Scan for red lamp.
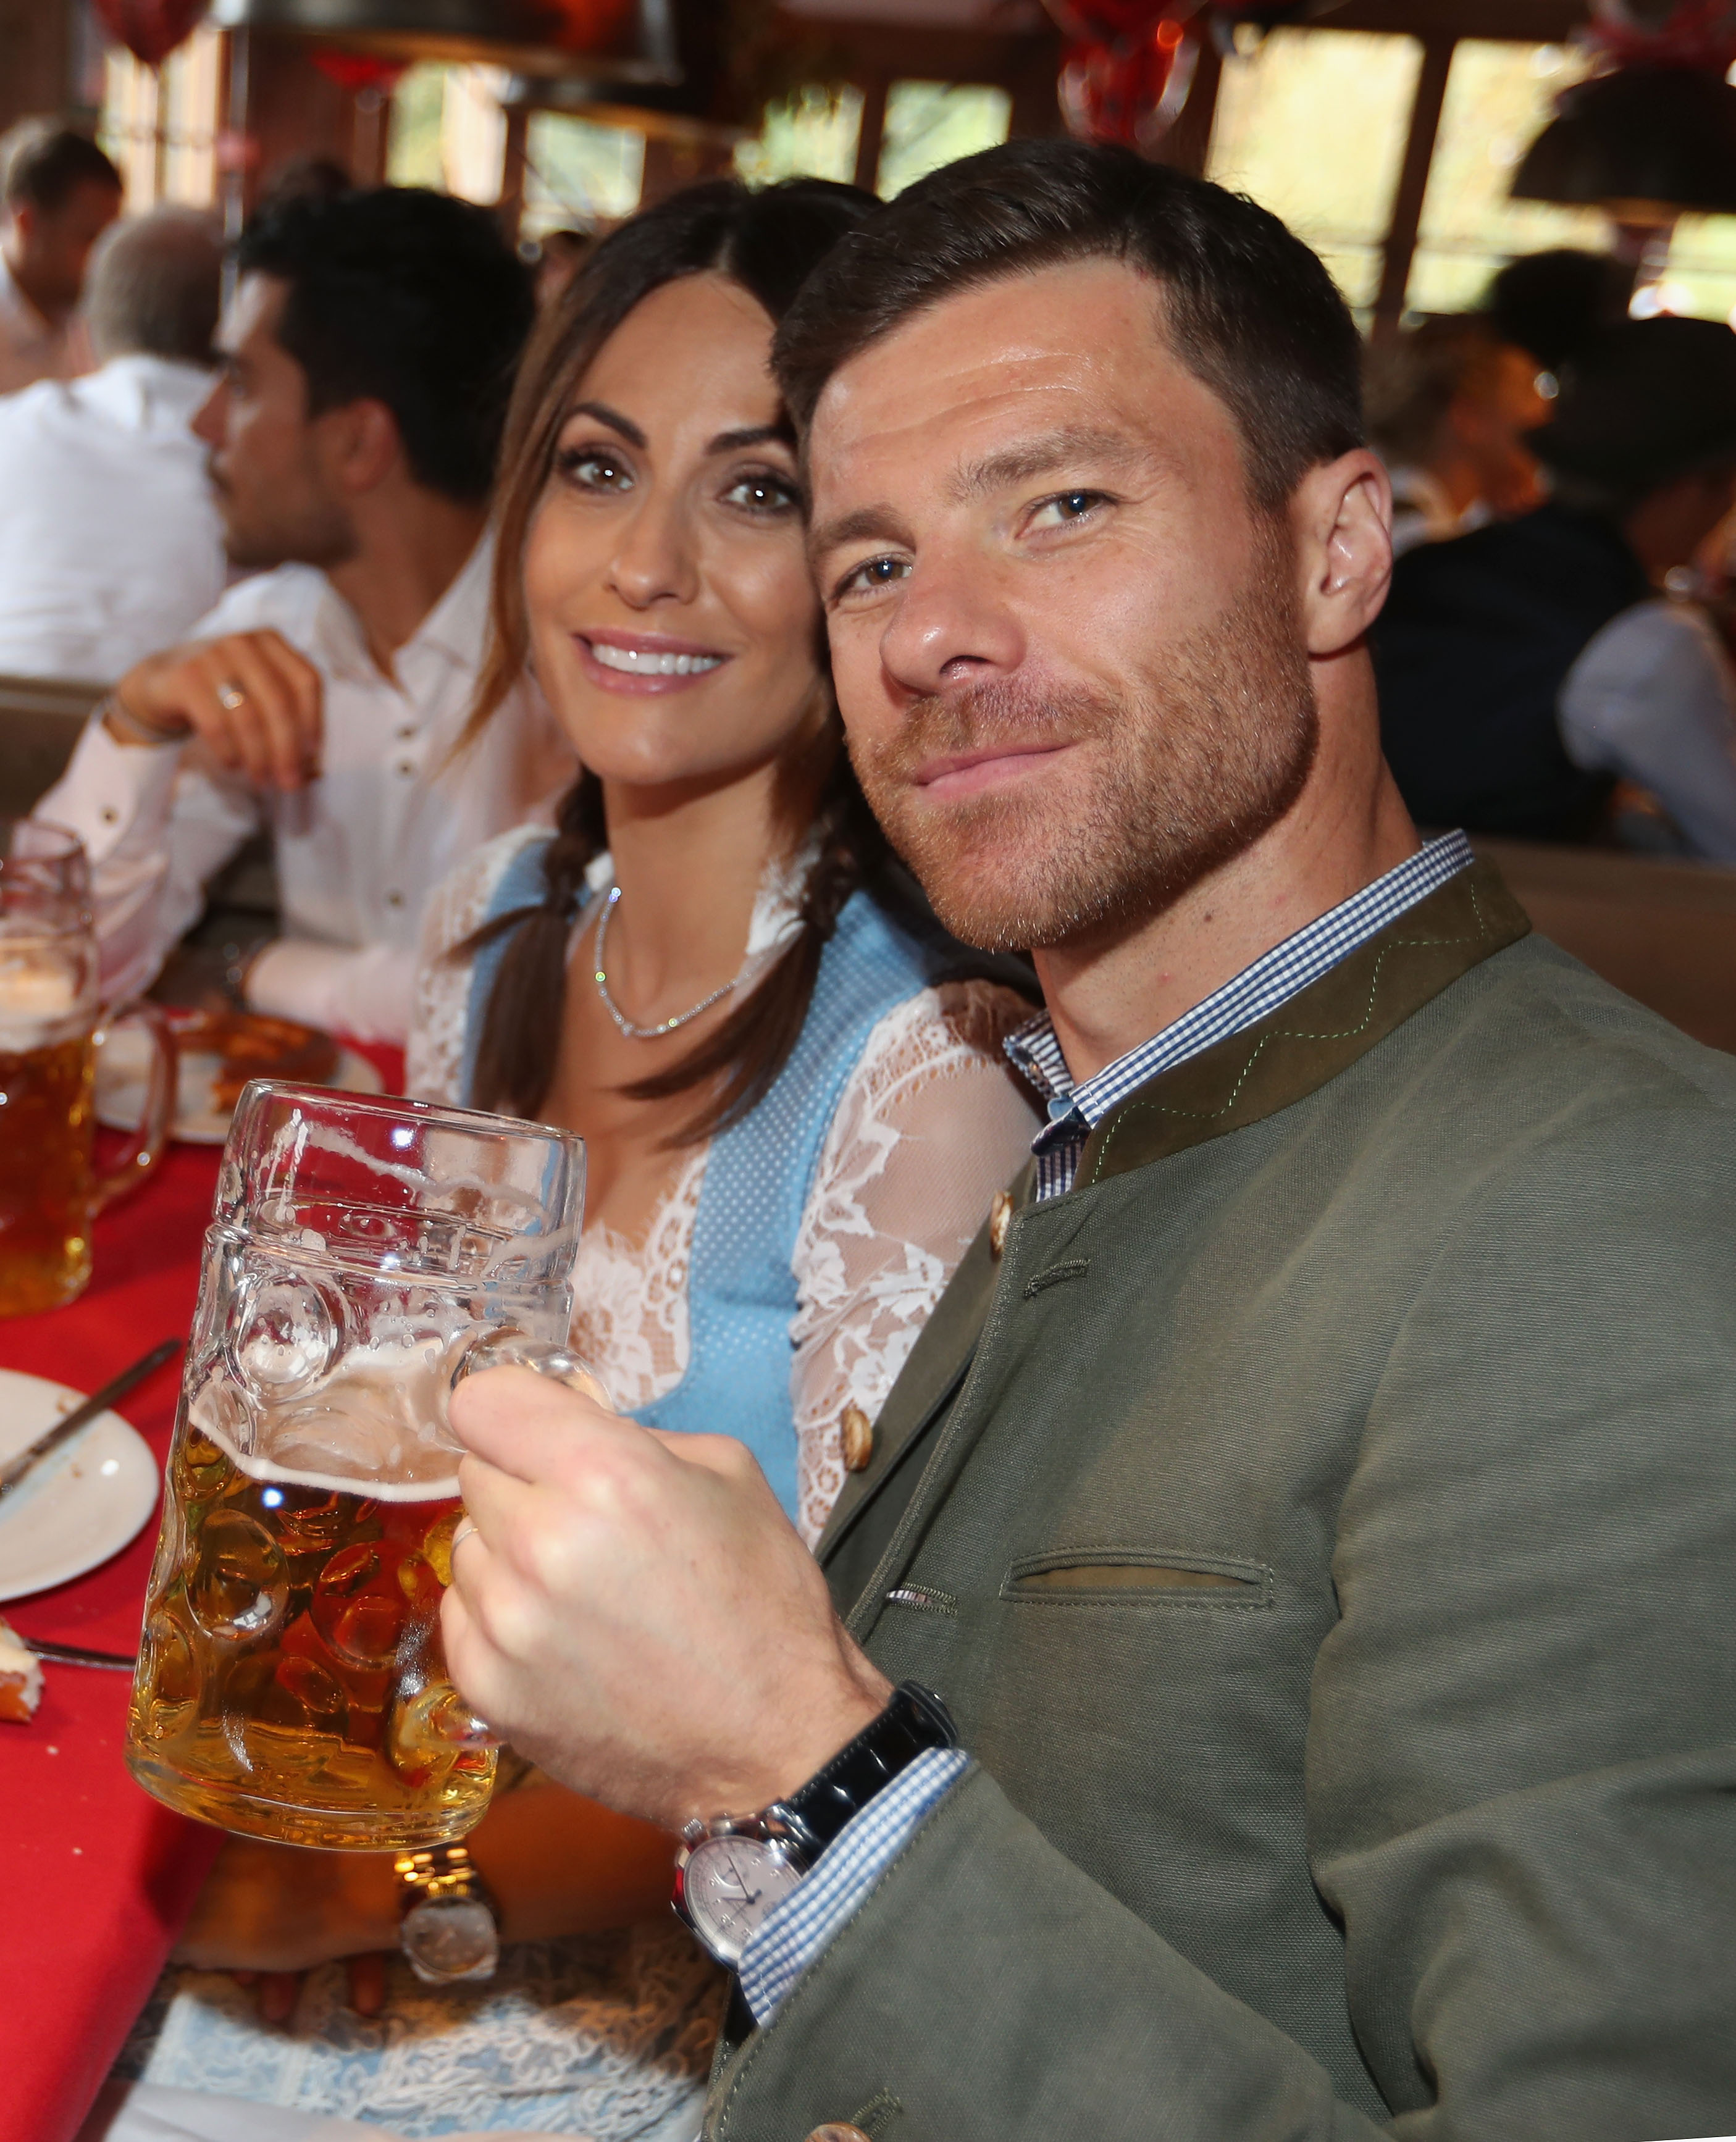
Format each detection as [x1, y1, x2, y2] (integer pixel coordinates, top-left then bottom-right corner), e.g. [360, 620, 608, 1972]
[90, 0, 209, 68]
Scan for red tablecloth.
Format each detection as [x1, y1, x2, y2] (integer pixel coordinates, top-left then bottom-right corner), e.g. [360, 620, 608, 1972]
[0, 1051, 403, 2142]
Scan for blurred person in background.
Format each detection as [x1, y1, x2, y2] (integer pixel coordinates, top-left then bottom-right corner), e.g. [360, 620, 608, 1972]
[36, 186, 572, 1045]
[1490, 246, 1631, 375]
[0, 120, 122, 395]
[1364, 313, 1554, 556]
[1375, 317, 1736, 856]
[532, 226, 595, 310]
[0, 207, 225, 683]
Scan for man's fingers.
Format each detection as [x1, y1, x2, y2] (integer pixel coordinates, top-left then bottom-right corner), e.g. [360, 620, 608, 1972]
[256, 1970, 301, 2024]
[249, 629, 324, 775]
[449, 1365, 633, 1481]
[206, 637, 318, 789]
[346, 1951, 387, 2016]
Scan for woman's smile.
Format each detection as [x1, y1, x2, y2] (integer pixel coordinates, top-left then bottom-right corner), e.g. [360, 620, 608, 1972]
[574, 625, 732, 695]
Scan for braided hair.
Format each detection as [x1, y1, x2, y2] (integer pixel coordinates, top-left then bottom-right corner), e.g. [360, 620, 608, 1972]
[460, 177, 901, 1140]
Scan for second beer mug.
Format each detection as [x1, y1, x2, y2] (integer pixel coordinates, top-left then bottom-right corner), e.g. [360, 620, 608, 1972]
[125, 1084, 597, 1851]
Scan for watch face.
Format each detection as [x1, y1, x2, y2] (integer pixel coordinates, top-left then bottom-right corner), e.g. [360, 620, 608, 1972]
[681, 1835, 804, 1966]
[401, 1896, 500, 1985]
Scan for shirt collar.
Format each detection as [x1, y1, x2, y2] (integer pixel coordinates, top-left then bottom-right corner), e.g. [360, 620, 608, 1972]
[75, 353, 214, 432]
[309, 527, 494, 686]
[1006, 831, 1475, 1142]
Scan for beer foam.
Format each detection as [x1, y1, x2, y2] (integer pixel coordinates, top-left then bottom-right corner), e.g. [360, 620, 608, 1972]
[0, 941, 93, 1053]
[191, 1344, 463, 1501]
[191, 1412, 461, 1503]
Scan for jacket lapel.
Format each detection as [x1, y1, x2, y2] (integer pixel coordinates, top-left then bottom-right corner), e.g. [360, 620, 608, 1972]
[824, 859, 1530, 1616]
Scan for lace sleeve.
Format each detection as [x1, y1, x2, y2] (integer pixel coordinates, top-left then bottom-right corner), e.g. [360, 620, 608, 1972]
[789, 980, 1041, 1546]
[405, 826, 547, 1104]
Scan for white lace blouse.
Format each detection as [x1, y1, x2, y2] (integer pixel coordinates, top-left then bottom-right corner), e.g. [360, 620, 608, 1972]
[408, 826, 1041, 1546]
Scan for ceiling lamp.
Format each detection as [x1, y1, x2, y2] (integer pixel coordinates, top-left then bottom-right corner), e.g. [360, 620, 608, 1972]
[1512, 63, 1736, 219]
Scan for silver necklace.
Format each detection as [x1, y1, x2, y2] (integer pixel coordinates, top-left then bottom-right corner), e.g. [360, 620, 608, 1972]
[590, 884, 740, 1040]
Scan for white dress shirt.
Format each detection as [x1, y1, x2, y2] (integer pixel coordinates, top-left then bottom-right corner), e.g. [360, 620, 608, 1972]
[0, 353, 225, 682]
[1559, 596, 1736, 863]
[36, 535, 576, 1043]
[0, 254, 86, 397]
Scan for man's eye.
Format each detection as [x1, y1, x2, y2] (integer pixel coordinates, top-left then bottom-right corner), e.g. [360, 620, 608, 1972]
[556, 449, 633, 493]
[1028, 489, 1109, 530]
[836, 555, 910, 600]
[722, 473, 799, 516]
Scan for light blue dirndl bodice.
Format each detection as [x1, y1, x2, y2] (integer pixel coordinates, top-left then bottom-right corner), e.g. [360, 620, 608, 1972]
[461, 837, 949, 1521]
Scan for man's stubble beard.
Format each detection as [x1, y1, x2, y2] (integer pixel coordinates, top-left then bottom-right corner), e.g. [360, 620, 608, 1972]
[210, 455, 359, 575]
[850, 522, 1320, 953]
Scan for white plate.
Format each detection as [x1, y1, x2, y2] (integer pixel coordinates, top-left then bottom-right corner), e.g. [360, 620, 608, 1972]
[96, 1029, 384, 1145]
[0, 1367, 161, 1602]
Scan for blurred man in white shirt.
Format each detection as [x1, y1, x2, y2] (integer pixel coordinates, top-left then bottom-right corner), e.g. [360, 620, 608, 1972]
[0, 207, 225, 682]
[38, 187, 574, 1045]
[0, 120, 121, 396]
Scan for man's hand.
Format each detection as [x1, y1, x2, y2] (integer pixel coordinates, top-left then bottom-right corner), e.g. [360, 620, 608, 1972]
[111, 629, 324, 789]
[442, 1368, 891, 1830]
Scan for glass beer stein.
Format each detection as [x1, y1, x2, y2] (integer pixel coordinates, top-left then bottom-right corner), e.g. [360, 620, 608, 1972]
[0, 819, 174, 1316]
[126, 1083, 600, 1852]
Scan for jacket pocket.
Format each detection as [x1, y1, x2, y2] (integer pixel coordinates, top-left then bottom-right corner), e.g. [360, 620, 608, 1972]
[1001, 1547, 1273, 1608]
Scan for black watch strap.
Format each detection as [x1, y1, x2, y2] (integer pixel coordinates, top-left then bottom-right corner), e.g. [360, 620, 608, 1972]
[770, 1681, 957, 1859]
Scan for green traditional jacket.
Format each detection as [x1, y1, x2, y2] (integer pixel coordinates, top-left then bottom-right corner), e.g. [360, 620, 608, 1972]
[705, 861, 1736, 2141]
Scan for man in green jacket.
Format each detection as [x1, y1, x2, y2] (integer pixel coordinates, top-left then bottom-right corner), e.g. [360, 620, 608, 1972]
[443, 141, 1736, 2139]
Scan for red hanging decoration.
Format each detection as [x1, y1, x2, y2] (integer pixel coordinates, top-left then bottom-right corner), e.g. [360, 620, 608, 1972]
[1587, 1, 1736, 70]
[309, 49, 409, 99]
[90, 0, 208, 69]
[545, 0, 637, 53]
[1046, 2, 1198, 148]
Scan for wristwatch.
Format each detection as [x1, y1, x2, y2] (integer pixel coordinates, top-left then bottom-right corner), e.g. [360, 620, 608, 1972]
[672, 1681, 957, 1968]
[395, 1841, 500, 1985]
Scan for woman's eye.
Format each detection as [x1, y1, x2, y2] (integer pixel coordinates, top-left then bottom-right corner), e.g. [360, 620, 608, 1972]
[723, 472, 799, 516]
[556, 448, 633, 493]
[1028, 488, 1109, 530]
[836, 555, 910, 601]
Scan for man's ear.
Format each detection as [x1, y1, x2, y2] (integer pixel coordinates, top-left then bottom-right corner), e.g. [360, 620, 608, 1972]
[1290, 448, 1393, 659]
[319, 396, 406, 497]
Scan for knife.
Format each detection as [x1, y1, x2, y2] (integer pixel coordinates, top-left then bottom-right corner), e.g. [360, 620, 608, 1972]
[17, 1635, 137, 1671]
[0, 1336, 182, 1502]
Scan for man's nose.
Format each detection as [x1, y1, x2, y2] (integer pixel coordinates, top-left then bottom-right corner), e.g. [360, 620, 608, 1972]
[191, 377, 227, 447]
[876, 554, 1025, 699]
[607, 495, 699, 609]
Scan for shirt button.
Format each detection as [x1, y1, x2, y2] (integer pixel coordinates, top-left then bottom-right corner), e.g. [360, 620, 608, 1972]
[385, 890, 404, 909]
[99, 806, 118, 825]
[988, 1187, 1014, 1260]
[396, 724, 417, 742]
[839, 1404, 873, 1473]
[395, 759, 415, 777]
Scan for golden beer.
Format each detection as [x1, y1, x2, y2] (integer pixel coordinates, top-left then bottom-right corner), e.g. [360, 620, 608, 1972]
[0, 1024, 97, 1316]
[128, 1356, 497, 1851]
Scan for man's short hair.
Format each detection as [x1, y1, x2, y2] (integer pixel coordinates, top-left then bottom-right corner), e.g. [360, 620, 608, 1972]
[85, 207, 223, 366]
[0, 119, 121, 215]
[773, 138, 1364, 512]
[234, 186, 537, 503]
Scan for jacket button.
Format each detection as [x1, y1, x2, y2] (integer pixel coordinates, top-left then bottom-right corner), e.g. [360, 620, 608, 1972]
[988, 1187, 1013, 1259]
[840, 1403, 873, 1472]
[806, 2129, 873, 2142]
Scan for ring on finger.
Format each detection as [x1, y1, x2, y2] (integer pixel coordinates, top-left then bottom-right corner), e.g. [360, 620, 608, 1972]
[451, 1516, 477, 1555]
[216, 680, 248, 712]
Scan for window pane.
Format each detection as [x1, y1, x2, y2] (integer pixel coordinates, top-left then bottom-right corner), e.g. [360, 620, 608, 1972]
[876, 82, 1010, 199]
[1408, 41, 1608, 316]
[521, 114, 644, 236]
[100, 26, 224, 212]
[1207, 29, 1422, 311]
[1659, 217, 1736, 324]
[736, 85, 863, 188]
[387, 64, 447, 191]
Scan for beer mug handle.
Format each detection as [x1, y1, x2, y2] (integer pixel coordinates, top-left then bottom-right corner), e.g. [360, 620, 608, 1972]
[438, 1334, 614, 1752]
[91, 1000, 176, 1213]
[453, 1331, 614, 1412]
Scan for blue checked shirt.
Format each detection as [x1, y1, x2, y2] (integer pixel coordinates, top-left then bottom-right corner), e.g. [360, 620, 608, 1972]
[736, 830, 1474, 2023]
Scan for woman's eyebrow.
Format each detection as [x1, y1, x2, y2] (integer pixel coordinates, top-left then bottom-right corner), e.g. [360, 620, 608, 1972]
[566, 399, 647, 448]
[708, 420, 796, 454]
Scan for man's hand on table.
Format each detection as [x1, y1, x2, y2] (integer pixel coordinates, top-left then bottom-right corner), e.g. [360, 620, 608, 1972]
[443, 1366, 892, 1827]
[110, 629, 324, 790]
